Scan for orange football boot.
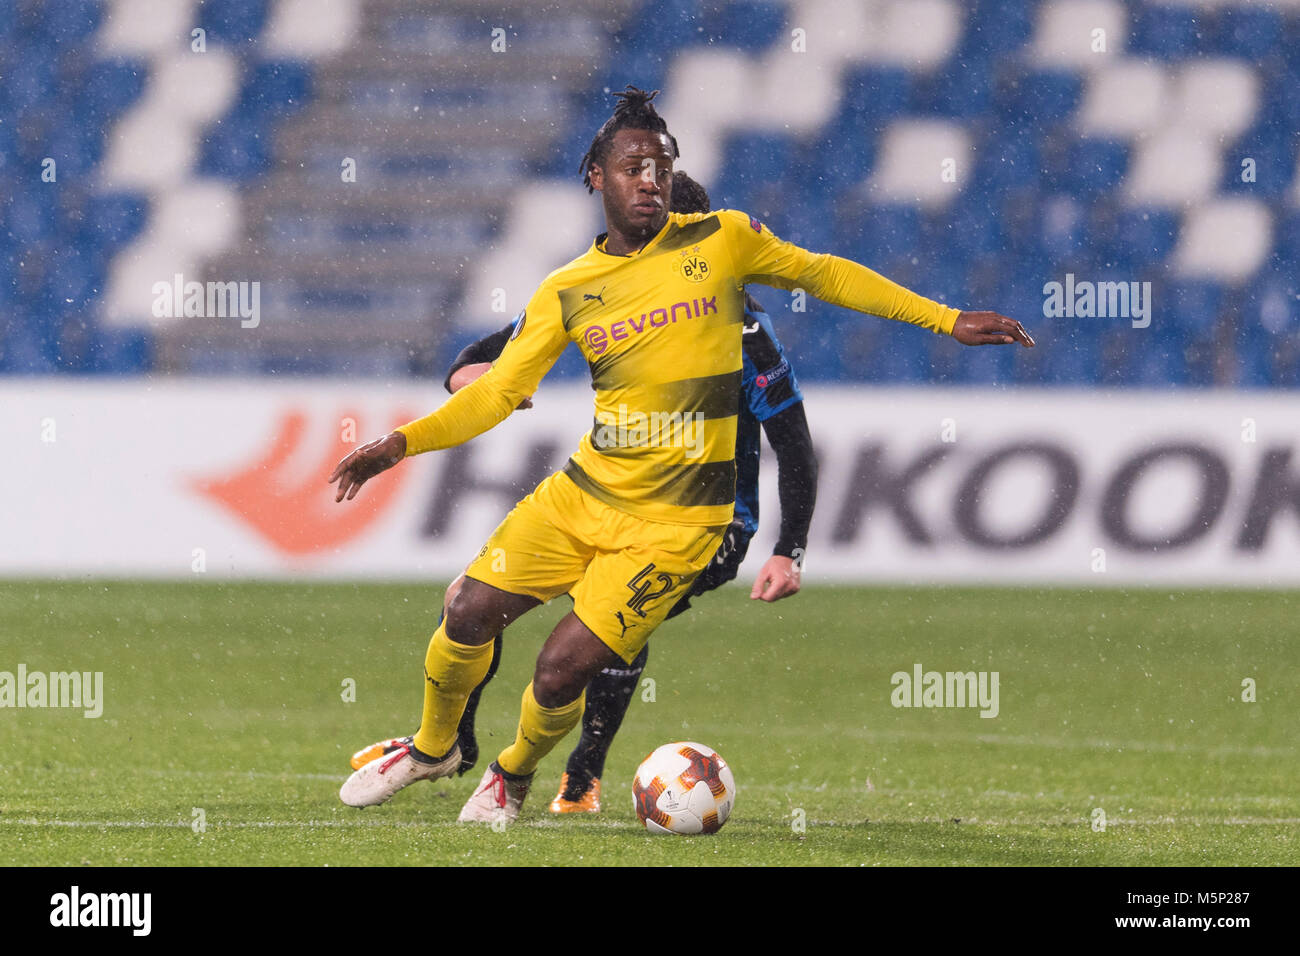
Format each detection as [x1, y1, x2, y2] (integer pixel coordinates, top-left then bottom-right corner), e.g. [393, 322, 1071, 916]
[548, 773, 601, 813]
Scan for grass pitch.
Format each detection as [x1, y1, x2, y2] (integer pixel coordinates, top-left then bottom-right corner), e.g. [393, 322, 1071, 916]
[1, 581, 1296, 866]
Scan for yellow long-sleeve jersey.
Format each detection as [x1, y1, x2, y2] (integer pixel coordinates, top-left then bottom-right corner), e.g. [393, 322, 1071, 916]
[398, 209, 960, 526]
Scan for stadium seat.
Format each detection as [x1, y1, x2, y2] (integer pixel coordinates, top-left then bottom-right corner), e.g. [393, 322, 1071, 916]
[709, 0, 786, 52]
[1126, 129, 1221, 207]
[199, 0, 269, 47]
[75, 60, 148, 124]
[957, 0, 1036, 63]
[1077, 61, 1169, 139]
[1160, 280, 1224, 344]
[1215, 6, 1284, 60]
[867, 119, 970, 208]
[41, 0, 102, 46]
[1169, 59, 1259, 141]
[1127, 2, 1202, 60]
[1070, 138, 1129, 197]
[1114, 207, 1179, 265]
[995, 69, 1083, 124]
[99, 0, 201, 56]
[1172, 198, 1273, 284]
[261, 0, 360, 57]
[1031, 0, 1128, 68]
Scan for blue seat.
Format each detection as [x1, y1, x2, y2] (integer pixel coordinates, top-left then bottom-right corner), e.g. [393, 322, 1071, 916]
[0, 318, 57, 373]
[7, 192, 58, 243]
[962, 0, 1035, 53]
[910, 66, 993, 119]
[773, 183, 836, 252]
[1039, 327, 1101, 385]
[798, 119, 877, 194]
[201, 0, 269, 47]
[840, 66, 912, 122]
[199, 118, 273, 178]
[1161, 280, 1224, 343]
[715, 131, 797, 203]
[1219, 125, 1294, 198]
[40, 0, 102, 46]
[956, 335, 1014, 384]
[1070, 138, 1128, 196]
[47, 121, 104, 178]
[91, 327, 153, 373]
[841, 204, 922, 271]
[81, 193, 148, 247]
[1215, 7, 1283, 59]
[1236, 322, 1278, 388]
[76, 59, 148, 122]
[240, 61, 312, 116]
[1037, 194, 1087, 261]
[1134, 346, 1190, 387]
[8, 49, 56, 110]
[615, 0, 702, 62]
[1116, 207, 1179, 265]
[1128, 3, 1202, 60]
[942, 192, 1008, 260]
[43, 251, 103, 315]
[995, 70, 1081, 121]
[974, 127, 1042, 190]
[710, 0, 785, 51]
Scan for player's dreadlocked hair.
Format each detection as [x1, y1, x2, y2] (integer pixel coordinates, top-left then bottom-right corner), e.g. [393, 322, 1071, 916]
[669, 171, 710, 215]
[578, 85, 681, 194]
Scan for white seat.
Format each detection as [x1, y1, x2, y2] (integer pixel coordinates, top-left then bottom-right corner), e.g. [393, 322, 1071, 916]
[866, 119, 970, 208]
[262, 0, 361, 58]
[144, 49, 241, 126]
[749, 47, 841, 132]
[149, 181, 244, 259]
[98, 0, 197, 56]
[1167, 60, 1259, 139]
[1172, 197, 1273, 282]
[1077, 61, 1169, 138]
[1031, 0, 1127, 68]
[1125, 130, 1221, 207]
[101, 109, 199, 190]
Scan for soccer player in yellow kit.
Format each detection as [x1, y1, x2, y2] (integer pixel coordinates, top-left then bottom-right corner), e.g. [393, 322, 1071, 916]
[330, 86, 1034, 822]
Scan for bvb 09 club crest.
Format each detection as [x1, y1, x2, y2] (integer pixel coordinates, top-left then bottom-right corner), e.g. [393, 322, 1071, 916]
[674, 246, 710, 282]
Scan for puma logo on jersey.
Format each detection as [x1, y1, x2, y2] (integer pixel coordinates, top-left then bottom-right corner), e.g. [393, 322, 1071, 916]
[583, 287, 606, 306]
[615, 611, 639, 640]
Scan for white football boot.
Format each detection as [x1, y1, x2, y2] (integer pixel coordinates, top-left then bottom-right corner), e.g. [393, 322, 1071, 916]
[339, 740, 461, 808]
[457, 762, 532, 824]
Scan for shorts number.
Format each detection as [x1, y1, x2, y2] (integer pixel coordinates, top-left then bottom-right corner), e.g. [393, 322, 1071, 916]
[625, 562, 675, 618]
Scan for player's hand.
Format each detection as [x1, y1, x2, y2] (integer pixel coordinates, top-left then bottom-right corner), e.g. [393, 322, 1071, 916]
[328, 430, 406, 502]
[750, 554, 801, 602]
[449, 362, 532, 409]
[952, 311, 1035, 347]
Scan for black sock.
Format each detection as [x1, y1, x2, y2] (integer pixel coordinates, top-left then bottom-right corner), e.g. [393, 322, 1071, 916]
[564, 645, 648, 793]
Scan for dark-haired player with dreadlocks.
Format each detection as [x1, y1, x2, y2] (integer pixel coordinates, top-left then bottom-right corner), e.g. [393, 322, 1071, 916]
[348, 171, 818, 815]
[330, 86, 1034, 823]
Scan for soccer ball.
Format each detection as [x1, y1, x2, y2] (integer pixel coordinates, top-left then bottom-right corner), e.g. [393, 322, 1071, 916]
[632, 741, 736, 835]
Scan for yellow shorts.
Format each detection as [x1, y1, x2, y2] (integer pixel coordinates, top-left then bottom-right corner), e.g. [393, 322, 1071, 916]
[463, 471, 727, 662]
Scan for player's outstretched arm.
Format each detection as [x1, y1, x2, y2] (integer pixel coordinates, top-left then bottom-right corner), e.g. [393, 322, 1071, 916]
[328, 430, 407, 502]
[721, 210, 1036, 347]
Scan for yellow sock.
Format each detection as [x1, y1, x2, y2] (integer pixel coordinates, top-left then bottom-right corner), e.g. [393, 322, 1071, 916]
[411, 622, 494, 758]
[496, 682, 585, 777]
